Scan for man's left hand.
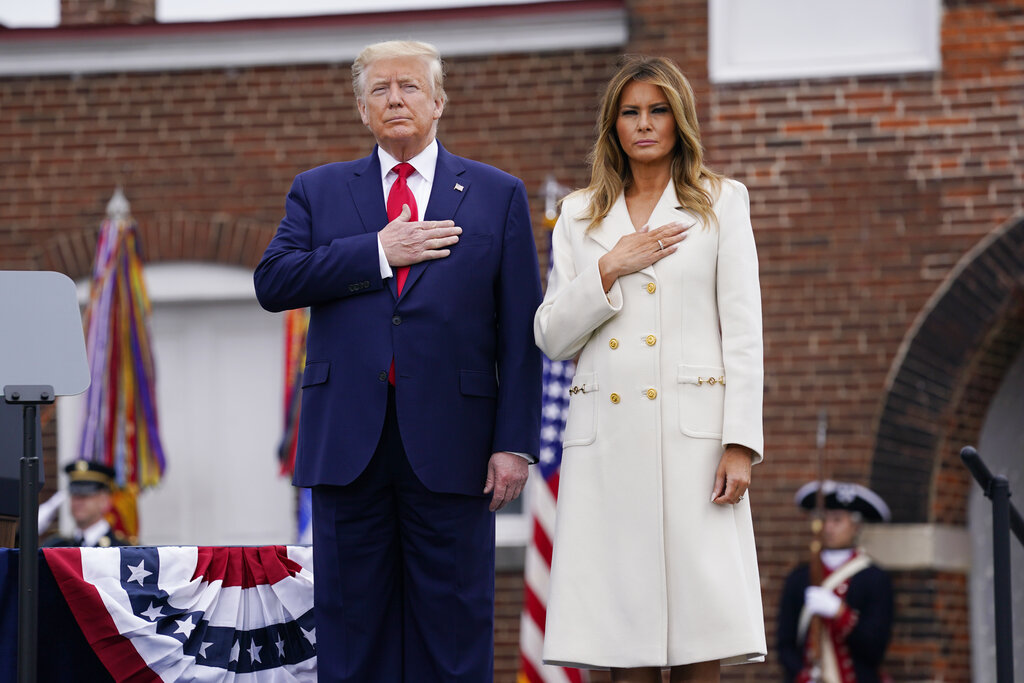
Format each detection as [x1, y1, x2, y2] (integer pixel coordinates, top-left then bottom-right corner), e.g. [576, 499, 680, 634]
[484, 451, 529, 512]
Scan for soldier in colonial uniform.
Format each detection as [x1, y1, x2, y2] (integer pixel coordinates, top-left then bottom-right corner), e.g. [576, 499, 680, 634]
[44, 460, 130, 548]
[777, 480, 893, 683]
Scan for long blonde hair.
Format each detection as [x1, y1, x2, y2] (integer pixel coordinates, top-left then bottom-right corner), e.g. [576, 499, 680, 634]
[576, 55, 721, 230]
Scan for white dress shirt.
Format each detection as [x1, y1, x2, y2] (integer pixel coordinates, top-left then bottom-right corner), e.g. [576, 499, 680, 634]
[375, 139, 439, 279]
[821, 547, 856, 570]
[76, 518, 113, 547]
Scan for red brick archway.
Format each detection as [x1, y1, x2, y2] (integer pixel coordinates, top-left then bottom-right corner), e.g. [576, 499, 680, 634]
[870, 214, 1024, 524]
[38, 211, 275, 282]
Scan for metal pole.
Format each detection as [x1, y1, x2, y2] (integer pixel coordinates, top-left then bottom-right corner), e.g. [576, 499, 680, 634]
[990, 476, 1014, 683]
[963, 446, 1024, 546]
[18, 404, 38, 683]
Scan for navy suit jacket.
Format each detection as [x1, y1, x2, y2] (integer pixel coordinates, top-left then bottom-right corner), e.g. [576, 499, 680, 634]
[254, 143, 542, 496]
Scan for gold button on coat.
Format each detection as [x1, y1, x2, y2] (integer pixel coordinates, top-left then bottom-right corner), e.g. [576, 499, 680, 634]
[646, 388, 658, 400]
[646, 282, 656, 293]
[645, 334, 657, 346]
[610, 393, 620, 404]
[609, 338, 619, 349]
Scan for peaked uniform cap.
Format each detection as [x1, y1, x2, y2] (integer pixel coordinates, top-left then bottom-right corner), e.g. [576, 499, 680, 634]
[794, 479, 891, 522]
[65, 459, 116, 495]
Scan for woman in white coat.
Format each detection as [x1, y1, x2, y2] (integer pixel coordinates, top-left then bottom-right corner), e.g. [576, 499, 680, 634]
[535, 56, 766, 682]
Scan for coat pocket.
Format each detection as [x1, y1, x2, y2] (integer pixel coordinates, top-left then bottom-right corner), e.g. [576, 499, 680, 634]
[677, 364, 725, 439]
[562, 372, 599, 448]
[301, 361, 330, 387]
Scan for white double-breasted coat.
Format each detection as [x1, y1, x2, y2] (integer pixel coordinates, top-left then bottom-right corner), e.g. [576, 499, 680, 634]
[535, 178, 766, 669]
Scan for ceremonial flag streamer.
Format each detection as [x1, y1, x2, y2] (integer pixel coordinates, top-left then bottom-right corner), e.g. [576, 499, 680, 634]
[43, 545, 317, 681]
[79, 187, 166, 540]
[519, 178, 586, 683]
[279, 308, 312, 544]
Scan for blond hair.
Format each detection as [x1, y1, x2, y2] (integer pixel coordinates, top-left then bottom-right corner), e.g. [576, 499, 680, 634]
[575, 55, 721, 230]
[351, 40, 447, 104]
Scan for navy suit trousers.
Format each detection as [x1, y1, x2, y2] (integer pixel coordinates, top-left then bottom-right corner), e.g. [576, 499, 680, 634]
[311, 387, 496, 682]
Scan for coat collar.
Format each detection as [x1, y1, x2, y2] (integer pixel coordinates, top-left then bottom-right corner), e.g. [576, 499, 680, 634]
[348, 142, 468, 301]
[586, 181, 699, 279]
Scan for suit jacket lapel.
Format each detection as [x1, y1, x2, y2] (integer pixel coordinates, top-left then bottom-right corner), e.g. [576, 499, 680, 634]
[585, 193, 632, 253]
[645, 182, 699, 279]
[586, 183, 699, 280]
[400, 142, 468, 298]
[348, 148, 398, 299]
[648, 181, 700, 234]
[586, 192, 665, 279]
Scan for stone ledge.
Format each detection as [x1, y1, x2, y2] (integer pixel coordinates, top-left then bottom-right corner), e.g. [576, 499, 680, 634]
[861, 523, 971, 572]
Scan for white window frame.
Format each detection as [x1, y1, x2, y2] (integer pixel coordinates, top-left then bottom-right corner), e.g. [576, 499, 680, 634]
[709, 0, 942, 84]
[156, 0, 580, 23]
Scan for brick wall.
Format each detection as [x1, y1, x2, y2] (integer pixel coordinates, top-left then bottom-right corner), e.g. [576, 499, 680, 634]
[2, 1, 1023, 681]
[888, 571, 972, 682]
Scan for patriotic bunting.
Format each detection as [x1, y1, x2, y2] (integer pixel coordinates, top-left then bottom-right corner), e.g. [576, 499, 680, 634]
[44, 545, 317, 682]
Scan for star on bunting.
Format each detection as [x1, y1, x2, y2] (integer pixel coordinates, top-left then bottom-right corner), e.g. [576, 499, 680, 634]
[126, 560, 152, 586]
[140, 602, 163, 621]
[174, 615, 196, 639]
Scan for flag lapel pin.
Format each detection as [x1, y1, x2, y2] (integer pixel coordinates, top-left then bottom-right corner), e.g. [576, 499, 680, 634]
[454, 183, 464, 192]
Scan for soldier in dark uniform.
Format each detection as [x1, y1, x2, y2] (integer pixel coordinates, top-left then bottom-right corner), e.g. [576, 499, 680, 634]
[777, 480, 893, 683]
[44, 460, 130, 548]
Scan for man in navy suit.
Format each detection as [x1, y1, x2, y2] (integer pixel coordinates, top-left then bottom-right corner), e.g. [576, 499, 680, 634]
[254, 40, 542, 682]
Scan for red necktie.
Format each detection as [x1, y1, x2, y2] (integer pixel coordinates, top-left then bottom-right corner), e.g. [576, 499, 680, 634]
[387, 162, 418, 295]
[387, 163, 417, 384]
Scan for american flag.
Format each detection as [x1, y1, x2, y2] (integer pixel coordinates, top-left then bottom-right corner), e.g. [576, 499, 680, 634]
[518, 355, 587, 683]
[43, 545, 317, 681]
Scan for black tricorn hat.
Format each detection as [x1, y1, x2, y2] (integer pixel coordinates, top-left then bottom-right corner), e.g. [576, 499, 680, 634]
[794, 479, 891, 522]
[64, 459, 116, 495]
